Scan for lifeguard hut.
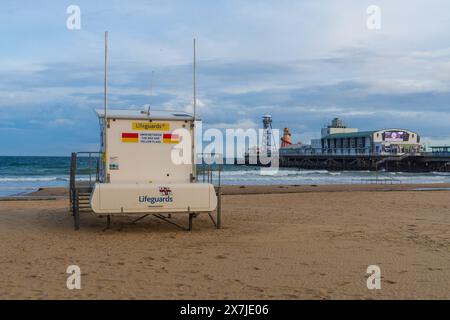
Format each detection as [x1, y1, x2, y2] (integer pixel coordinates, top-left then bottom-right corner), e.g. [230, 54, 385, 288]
[69, 34, 221, 231]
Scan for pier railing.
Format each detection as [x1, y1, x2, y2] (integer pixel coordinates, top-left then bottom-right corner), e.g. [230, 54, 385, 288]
[279, 147, 432, 156]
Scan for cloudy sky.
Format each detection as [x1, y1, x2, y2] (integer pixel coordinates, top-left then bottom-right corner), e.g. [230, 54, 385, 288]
[1, 0, 450, 155]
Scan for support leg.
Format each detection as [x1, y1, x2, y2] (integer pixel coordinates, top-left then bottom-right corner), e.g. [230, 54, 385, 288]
[131, 214, 149, 224]
[106, 215, 111, 229]
[216, 187, 222, 229]
[188, 207, 193, 231]
[71, 189, 76, 217]
[73, 189, 80, 231]
[188, 214, 194, 231]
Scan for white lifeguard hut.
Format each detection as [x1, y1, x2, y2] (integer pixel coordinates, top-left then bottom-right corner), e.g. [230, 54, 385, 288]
[69, 34, 221, 231]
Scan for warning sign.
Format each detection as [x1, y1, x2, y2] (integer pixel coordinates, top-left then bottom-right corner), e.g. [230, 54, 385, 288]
[140, 133, 162, 144]
[132, 122, 170, 131]
[109, 157, 119, 170]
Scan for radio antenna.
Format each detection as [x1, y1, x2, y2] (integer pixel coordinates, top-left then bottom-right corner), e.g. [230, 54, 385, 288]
[193, 38, 197, 120]
[104, 31, 109, 179]
[191, 38, 197, 179]
[147, 70, 154, 116]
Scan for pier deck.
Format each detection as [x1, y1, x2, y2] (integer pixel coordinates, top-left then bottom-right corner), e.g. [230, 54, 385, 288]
[241, 152, 450, 172]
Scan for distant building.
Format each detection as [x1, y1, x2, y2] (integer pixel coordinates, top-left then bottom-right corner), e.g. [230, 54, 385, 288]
[310, 139, 322, 151]
[320, 118, 421, 155]
[320, 117, 358, 137]
[430, 146, 450, 155]
[277, 117, 423, 157]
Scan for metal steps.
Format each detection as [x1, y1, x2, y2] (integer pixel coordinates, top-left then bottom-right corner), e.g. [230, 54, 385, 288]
[78, 190, 92, 211]
[78, 192, 92, 212]
[375, 153, 413, 168]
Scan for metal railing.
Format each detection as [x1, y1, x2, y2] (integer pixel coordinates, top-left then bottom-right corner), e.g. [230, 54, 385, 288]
[280, 148, 426, 157]
[69, 152, 102, 221]
[197, 153, 223, 186]
[197, 153, 223, 229]
[69, 152, 102, 189]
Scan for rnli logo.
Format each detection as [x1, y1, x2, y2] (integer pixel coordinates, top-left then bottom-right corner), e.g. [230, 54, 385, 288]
[159, 187, 172, 196]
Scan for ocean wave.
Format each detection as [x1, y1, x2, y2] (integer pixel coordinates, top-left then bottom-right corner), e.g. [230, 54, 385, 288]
[0, 176, 93, 182]
[0, 177, 66, 182]
[221, 169, 336, 177]
[430, 172, 450, 176]
[0, 186, 36, 190]
[328, 172, 341, 176]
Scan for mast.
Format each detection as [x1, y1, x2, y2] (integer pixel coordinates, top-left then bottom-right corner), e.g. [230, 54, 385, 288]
[104, 31, 109, 182]
[193, 38, 197, 120]
[192, 38, 197, 180]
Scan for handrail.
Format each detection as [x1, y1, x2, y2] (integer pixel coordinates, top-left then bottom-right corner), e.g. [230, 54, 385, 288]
[197, 153, 223, 187]
[70, 152, 102, 189]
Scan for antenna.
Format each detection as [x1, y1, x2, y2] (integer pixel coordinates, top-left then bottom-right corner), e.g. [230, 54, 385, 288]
[104, 31, 108, 128]
[191, 38, 197, 180]
[193, 38, 197, 120]
[147, 70, 154, 116]
[104, 31, 109, 180]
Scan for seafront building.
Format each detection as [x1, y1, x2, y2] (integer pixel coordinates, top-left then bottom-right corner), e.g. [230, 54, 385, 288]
[282, 118, 422, 156]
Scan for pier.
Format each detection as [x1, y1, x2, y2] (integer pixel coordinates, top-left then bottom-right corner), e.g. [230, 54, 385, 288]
[242, 151, 450, 172]
[239, 116, 450, 172]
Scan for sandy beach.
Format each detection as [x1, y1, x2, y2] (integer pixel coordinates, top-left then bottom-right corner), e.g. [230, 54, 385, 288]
[0, 184, 449, 299]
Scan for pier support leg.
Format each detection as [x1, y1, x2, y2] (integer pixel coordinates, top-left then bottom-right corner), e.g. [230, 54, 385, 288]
[106, 215, 111, 229]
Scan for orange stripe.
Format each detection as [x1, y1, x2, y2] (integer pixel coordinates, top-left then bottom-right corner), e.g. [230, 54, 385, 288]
[122, 137, 139, 143]
[163, 138, 179, 144]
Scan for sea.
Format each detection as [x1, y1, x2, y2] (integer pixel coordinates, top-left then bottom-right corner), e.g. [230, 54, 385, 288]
[1, 156, 450, 197]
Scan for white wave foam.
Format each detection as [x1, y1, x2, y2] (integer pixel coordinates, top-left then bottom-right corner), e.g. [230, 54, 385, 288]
[220, 169, 332, 177]
[0, 176, 93, 182]
[0, 177, 64, 182]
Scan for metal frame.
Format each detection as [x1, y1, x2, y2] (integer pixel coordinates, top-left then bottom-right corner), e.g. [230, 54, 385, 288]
[69, 151, 102, 231]
[153, 207, 196, 231]
[100, 212, 197, 231]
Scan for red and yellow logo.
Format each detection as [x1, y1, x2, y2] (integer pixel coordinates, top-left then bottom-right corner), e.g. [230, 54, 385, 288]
[122, 132, 139, 143]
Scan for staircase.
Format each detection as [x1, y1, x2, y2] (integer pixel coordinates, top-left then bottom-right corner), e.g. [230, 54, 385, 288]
[69, 152, 101, 230]
[375, 153, 413, 168]
[77, 187, 93, 212]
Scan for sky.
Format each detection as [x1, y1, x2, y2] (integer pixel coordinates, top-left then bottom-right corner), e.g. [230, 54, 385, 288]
[1, 0, 450, 155]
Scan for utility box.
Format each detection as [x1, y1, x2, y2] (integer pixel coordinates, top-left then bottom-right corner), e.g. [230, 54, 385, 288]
[96, 109, 195, 184]
[90, 109, 217, 215]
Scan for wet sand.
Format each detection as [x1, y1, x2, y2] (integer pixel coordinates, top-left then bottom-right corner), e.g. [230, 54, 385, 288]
[25, 182, 450, 197]
[0, 185, 449, 299]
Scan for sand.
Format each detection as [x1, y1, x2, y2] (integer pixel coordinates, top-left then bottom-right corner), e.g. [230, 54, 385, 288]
[0, 184, 449, 299]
